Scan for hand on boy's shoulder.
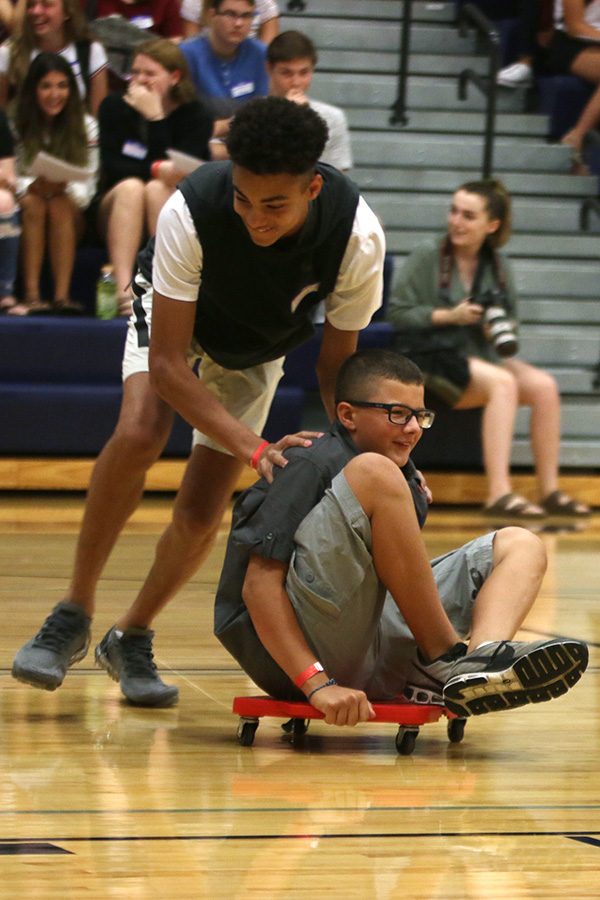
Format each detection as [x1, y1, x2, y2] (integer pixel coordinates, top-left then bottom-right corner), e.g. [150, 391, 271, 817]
[255, 430, 324, 484]
[309, 683, 375, 726]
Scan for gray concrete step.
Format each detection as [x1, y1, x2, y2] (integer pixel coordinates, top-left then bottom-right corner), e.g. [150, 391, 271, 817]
[519, 326, 600, 366]
[515, 399, 600, 439]
[318, 48, 489, 77]
[353, 134, 569, 170]
[384, 228, 600, 259]
[312, 73, 525, 112]
[520, 299, 600, 325]
[283, 1, 456, 23]
[352, 166, 596, 196]
[366, 191, 581, 231]
[345, 107, 547, 136]
[391, 258, 600, 297]
[280, 18, 475, 54]
[512, 438, 599, 467]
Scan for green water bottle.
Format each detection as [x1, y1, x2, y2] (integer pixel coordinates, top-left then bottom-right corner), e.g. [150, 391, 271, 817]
[96, 265, 118, 320]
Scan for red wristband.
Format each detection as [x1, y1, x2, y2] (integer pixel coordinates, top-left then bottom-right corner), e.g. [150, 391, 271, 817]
[294, 662, 324, 689]
[250, 439, 269, 470]
[150, 160, 162, 179]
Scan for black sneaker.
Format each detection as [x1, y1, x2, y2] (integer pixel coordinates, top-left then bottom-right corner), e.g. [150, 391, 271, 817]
[403, 642, 468, 704]
[95, 626, 179, 707]
[12, 601, 91, 690]
[442, 638, 589, 717]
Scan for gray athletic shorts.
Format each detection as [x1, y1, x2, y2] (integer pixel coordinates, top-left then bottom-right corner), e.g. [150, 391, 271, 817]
[121, 275, 285, 454]
[286, 471, 496, 700]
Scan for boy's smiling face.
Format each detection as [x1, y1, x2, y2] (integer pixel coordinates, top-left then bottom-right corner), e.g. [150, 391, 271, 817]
[337, 377, 427, 468]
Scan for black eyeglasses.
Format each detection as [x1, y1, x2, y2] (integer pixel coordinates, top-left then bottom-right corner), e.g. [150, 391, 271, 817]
[346, 401, 436, 429]
[216, 10, 254, 21]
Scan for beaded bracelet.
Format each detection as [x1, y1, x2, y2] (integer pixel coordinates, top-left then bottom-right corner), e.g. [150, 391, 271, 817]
[307, 678, 337, 701]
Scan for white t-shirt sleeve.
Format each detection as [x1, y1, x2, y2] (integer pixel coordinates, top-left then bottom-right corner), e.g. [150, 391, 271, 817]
[152, 190, 203, 301]
[0, 42, 9, 76]
[180, 0, 201, 24]
[257, 0, 280, 23]
[89, 41, 108, 75]
[323, 196, 385, 330]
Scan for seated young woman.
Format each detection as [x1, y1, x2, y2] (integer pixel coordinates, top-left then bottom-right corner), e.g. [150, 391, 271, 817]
[96, 37, 213, 314]
[11, 52, 98, 315]
[386, 178, 590, 519]
[0, 0, 108, 115]
[0, 107, 20, 314]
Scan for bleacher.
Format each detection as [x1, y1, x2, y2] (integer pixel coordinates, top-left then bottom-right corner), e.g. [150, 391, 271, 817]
[1, 0, 599, 498]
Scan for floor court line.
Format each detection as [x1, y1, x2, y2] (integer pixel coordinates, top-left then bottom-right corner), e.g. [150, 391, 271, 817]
[3, 830, 600, 844]
[3, 804, 599, 816]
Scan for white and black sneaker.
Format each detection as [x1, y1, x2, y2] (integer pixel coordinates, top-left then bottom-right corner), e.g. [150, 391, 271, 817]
[403, 642, 468, 705]
[442, 638, 588, 717]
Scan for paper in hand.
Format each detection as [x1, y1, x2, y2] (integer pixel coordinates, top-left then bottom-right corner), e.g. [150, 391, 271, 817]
[29, 151, 93, 183]
[167, 149, 204, 175]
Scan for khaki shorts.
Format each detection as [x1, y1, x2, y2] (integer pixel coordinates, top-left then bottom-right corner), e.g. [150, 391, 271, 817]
[121, 275, 285, 454]
[286, 471, 496, 699]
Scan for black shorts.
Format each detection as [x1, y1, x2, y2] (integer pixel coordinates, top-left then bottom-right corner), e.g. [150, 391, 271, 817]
[545, 29, 600, 73]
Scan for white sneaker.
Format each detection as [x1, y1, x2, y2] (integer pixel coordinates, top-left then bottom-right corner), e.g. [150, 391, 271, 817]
[497, 62, 532, 88]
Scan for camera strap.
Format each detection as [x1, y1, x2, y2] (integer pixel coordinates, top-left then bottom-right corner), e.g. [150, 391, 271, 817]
[439, 236, 506, 303]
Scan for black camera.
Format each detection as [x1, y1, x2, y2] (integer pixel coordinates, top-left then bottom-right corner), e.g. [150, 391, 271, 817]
[478, 289, 519, 358]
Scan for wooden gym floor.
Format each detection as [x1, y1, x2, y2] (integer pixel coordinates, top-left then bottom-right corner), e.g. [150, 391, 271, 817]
[0, 492, 599, 898]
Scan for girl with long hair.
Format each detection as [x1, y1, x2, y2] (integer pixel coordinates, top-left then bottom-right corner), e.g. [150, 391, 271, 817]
[11, 51, 98, 314]
[388, 179, 590, 518]
[0, 0, 108, 114]
[97, 37, 213, 314]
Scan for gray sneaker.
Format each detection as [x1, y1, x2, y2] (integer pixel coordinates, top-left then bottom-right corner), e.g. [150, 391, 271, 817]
[443, 638, 588, 717]
[12, 601, 91, 690]
[95, 626, 179, 708]
[403, 642, 468, 705]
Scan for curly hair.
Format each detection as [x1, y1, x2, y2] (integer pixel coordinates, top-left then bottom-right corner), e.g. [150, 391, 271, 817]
[226, 97, 328, 175]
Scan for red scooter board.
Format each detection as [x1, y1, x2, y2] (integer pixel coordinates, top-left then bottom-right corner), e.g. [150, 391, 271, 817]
[232, 695, 466, 755]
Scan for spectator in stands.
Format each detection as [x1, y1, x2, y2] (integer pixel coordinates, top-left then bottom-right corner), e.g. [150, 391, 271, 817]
[93, 0, 183, 40]
[387, 178, 590, 519]
[0, 0, 108, 114]
[11, 52, 98, 315]
[0, 107, 19, 313]
[267, 30, 353, 171]
[496, 1, 554, 87]
[180, 0, 268, 120]
[11, 97, 384, 708]
[181, 0, 279, 44]
[544, 0, 600, 168]
[96, 38, 213, 313]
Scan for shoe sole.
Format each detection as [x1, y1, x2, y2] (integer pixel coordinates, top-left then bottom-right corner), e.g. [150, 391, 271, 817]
[11, 635, 91, 691]
[442, 640, 588, 717]
[94, 643, 179, 708]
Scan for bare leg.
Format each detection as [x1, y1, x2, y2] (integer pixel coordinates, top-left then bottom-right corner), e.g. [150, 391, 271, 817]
[19, 192, 47, 301]
[454, 357, 519, 506]
[468, 526, 546, 650]
[502, 358, 561, 498]
[98, 179, 145, 296]
[144, 180, 174, 236]
[344, 452, 460, 661]
[563, 50, 600, 150]
[47, 194, 82, 302]
[68, 374, 174, 614]
[117, 445, 244, 630]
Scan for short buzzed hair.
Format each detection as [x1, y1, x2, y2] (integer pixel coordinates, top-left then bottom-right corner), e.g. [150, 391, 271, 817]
[267, 30, 318, 67]
[335, 350, 424, 405]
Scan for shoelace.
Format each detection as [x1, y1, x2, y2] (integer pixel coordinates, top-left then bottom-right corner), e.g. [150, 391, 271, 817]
[120, 636, 159, 679]
[32, 610, 85, 652]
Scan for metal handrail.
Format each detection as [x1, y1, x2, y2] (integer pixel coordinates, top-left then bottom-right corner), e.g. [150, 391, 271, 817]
[457, 3, 501, 178]
[390, 0, 414, 126]
[580, 196, 600, 231]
